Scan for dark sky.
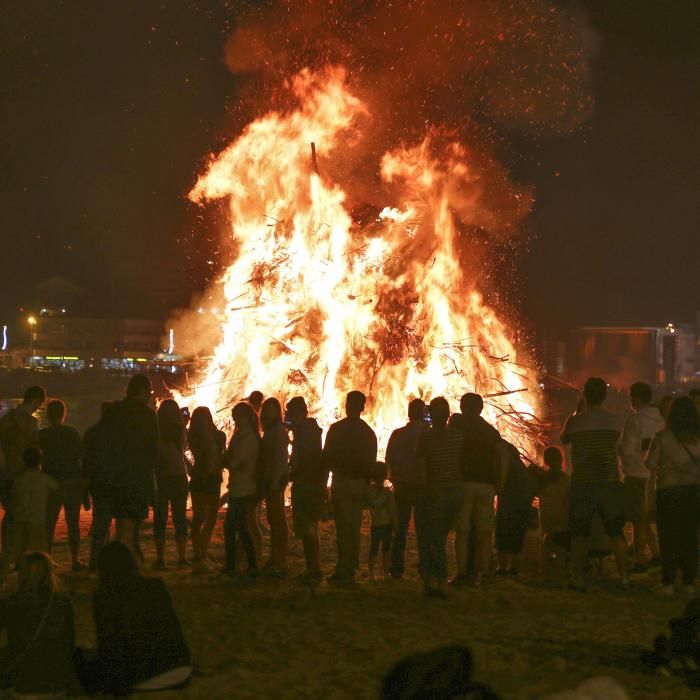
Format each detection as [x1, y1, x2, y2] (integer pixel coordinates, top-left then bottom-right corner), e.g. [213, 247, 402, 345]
[1, 1, 698, 334]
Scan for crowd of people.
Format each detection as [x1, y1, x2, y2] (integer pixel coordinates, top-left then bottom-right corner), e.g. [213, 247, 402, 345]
[0, 373, 699, 694]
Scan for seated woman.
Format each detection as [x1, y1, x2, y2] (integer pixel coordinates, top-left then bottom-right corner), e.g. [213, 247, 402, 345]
[0, 551, 81, 697]
[76, 541, 191, 695]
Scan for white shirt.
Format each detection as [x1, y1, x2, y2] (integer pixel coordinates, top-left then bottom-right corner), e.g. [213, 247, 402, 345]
[618, 405, 665, 479]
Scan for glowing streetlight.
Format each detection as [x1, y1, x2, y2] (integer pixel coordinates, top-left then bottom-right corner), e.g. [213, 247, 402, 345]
[27, 316, 37, 369]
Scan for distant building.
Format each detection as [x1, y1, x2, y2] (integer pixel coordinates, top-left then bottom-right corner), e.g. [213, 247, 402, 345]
[542, 320, 698, 390]
[0, 315, 171, 372]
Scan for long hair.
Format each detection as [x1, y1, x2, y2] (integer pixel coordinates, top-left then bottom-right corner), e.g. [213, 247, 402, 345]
[158, 399, 185, 445]
[232, 402, 260, 437]
[668, 397, 700, 444]
[260, 397, 283, 433]
[18, 552, 57, 595]
[188, 406, 216, 453]
[98, 541, 140, 591]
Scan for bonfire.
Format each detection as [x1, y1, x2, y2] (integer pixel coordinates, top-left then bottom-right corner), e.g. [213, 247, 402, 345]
[180, 67, 543, 458]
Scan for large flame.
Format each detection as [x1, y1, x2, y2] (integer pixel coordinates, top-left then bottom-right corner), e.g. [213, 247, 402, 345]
[183, 67, 541, 456]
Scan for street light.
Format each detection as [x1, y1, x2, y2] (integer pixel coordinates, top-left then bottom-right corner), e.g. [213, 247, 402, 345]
[27, 316, 37, 369]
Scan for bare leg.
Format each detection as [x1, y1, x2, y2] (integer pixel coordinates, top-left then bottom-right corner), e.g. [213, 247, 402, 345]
[632, 521, 648, 565]
[611, 536, 629, 582]
[455, 529, 468, 578]
[570, 536, 589, 585]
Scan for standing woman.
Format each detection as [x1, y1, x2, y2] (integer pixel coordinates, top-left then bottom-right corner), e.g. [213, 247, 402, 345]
[153, 400, 189, 570]
[188, 407, 226, 574]
[646, 397, 700, 595]
[260, 397, 290, 576]
[222, 402, 261, 578]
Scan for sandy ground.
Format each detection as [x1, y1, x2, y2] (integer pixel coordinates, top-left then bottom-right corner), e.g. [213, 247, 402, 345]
[10, 508, 700, 700]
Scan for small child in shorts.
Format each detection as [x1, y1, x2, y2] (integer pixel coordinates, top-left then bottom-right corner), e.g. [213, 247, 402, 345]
[2, 447, 58, 582]
[366, 461, 398, 581]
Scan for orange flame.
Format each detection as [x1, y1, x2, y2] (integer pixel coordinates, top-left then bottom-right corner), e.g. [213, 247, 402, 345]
[183, 67, 541, 456]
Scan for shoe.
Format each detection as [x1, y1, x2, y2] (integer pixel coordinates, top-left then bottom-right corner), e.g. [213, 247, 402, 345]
[263, 567, 287, 579]
[327, 573, 354, 585]
[494, 568, 509, 576]
[659, 585, 675, 596]
[177, 559, 192, 569]
[428, 590, 448, 600]
[71, 561, 88, 572]
[152, 561, 167, 572]
[448, 575, 469, 587]
[629, 562, 648, 575]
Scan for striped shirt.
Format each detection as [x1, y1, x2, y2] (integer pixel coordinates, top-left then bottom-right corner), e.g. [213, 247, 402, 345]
[417, 425, 464, 485]
[561, 406, 620, 485]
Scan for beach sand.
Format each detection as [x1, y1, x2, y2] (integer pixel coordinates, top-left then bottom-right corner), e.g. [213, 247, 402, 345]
[22, 509, 700, 699]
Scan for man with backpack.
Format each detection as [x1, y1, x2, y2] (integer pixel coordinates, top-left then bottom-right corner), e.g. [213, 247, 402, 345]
[453, 393, 505, 586]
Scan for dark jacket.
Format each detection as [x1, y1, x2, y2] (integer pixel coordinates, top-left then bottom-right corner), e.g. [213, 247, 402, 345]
[102, 397, 159, 506]
[0, 590, 81, 695]
[386, 421, 425, 486]
[290, 417, 323, 486]
[39, 424, 83, 482]
[93, 577, 190, 694]
[323, 416, 377, 481]
[459, 415, 501, 485]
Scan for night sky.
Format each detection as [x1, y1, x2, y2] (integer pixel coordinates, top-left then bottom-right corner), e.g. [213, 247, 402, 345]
[2, 1, 698, 335]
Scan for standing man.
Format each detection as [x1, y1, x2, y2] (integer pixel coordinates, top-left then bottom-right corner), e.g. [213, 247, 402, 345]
[618, 381, 665, 572]
[102, 374, 159, 553]
[386, 398, 426, 580]
[323, 391, 377, 584]
[561, 377, 628, 591]
[453, 393, 504, 586]
[0, 385, 45, 545]
[286, 396, 324, 582]
[39, 399, 86, 570]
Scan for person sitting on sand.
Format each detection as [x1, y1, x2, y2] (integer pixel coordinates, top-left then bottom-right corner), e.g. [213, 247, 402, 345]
[2, 448, 57, 583]
[643, 597, 700, 685]
[0, 551, 82, 696]
[75, 541, 191, 695]
[366, 461, 398, 581]
[382, 645, 501, 699]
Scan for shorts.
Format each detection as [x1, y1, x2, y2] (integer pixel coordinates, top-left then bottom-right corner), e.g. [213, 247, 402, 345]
[292, 482, 323, 534]
[454, 482, 495, 534]
[190, 473, 222, 497]
[370, 524, 392, 556]
[113, 488, 149, 521]
[623, 476, 648, 523]
[570, 481, 625, 538]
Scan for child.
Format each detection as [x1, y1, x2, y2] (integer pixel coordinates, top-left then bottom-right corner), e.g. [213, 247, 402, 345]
[538, 446, 571, 559]
[366, 461, 398, 581]
[2, 448, 58, 582]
